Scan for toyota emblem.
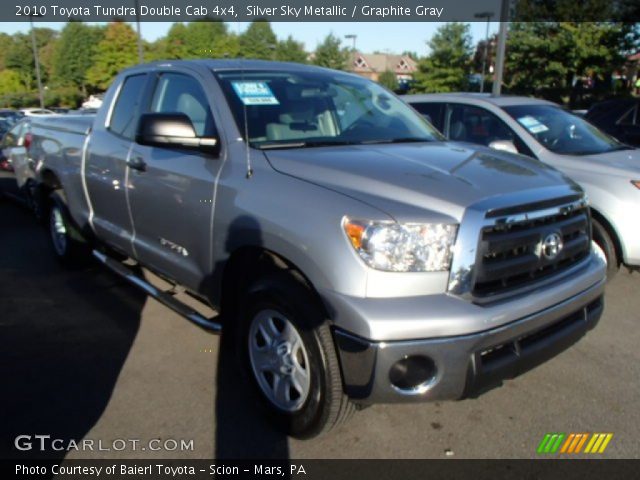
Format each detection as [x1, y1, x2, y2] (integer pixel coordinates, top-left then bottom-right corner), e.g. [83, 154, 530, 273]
[541, 232, 564, 260]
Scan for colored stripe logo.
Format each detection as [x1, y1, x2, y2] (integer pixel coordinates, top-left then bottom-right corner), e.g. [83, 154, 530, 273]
[537, 433, 613, 454]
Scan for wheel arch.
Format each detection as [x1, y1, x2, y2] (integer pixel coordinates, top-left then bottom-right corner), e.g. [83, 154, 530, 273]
[590, 206, 623, 266]
[218, 246, 330, 322]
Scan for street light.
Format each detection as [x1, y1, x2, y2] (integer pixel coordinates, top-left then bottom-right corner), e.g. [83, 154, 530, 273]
[133, 0, 144, 63]
[492, 0, 513, 96]
[344, 34, 357, 52]
[29, 15, 45, 109]
[474, 11, 493, 93]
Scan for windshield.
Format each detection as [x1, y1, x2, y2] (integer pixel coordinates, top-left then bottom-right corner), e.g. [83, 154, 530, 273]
[215, 70, 443, 149]
[504, 104, 628, 156]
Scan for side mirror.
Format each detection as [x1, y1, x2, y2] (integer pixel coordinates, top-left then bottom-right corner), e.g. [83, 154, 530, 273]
[135, 112, 219, 154]
[488, 139, 518, 155]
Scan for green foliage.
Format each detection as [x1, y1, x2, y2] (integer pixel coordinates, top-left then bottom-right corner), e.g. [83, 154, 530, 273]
[313, 33, 349, 70]
[505, 22, 639, 96]
[378, 70, 399, 91]
[412, 23, 473, 93]
[44, 86, 85, 108]
[5, 28, 58, 90]
[275, 36, 307, 63]
[157, 21, 239, 59]
[86, 22, 139, 91]
[0, 70, 25, 103]
[52, 22, 104, 94]
[0, 33, 14, 70]
[240, 21, 278, 59]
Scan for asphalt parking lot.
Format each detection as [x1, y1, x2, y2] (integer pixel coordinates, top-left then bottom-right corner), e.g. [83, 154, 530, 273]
[1, 198, 639, 460]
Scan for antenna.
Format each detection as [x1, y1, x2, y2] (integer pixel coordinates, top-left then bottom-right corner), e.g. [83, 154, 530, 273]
[238, 23, 253, 179]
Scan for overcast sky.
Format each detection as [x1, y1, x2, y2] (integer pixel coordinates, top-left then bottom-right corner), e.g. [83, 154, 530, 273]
[0, 21, 498, 56]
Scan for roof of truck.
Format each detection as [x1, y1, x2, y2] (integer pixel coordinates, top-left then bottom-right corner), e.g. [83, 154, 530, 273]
[123, 59, 344, 75]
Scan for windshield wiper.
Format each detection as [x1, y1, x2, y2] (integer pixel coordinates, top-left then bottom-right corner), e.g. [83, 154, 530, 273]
[256, 142, 307, 150]
[255, 138, 431, 150]
[256, 140, 363, 150]
[361, 137, 430, 144]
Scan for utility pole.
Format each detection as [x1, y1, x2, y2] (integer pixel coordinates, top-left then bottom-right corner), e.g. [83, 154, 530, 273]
[474, 11, 494, 93]
[492, 0, 511, 96]
[29, 16, 45, 109]
[134, 0, 144, 63]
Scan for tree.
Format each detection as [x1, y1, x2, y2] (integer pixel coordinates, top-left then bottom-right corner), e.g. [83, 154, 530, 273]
[0, 70, 25, 98]
[86, 22, 138, 91]
[0, 33, 13, 70]
[378, 70, 399, 91]
[413, 23, 473, 93]
[505, 22, 638, 98]
[161, 22, 190, 59]
[239, 21, 277, 59]
[313, 33, 349, 70]
[52, 22, 104, 95]
[275, 36, 307, 63]
[472, 33, 497, 74]
[5, 28, 58, 90]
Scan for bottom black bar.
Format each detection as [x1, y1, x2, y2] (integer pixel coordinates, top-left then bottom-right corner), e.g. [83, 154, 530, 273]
[3, 459, 638, 480]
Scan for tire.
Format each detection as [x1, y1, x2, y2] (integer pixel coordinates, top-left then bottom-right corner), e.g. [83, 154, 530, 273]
[592, 218, 619, 280]
[237, 269, 355, 438]
[48, 191, 88, 266]
[26, 181, 46, 223]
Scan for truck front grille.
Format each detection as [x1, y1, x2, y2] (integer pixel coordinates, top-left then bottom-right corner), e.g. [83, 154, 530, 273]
[472, 197, 591, 299]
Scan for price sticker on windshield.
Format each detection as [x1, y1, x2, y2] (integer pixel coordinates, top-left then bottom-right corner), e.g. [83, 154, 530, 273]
[517, 115, 549, 134]
[231, 81, 279, 105]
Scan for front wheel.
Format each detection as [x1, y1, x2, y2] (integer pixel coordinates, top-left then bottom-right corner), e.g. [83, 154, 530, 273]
[592, 218, 619, 281]
[238, 270, 355, 438]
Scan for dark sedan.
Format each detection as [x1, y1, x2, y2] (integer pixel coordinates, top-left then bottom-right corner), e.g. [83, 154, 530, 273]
[585, 98, 640, 147]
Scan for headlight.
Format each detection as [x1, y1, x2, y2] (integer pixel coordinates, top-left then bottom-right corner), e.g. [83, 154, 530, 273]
[343, 218, 458, 272]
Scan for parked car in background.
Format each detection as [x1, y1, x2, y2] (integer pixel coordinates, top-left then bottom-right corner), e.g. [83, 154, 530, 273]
[19, 108, 55, 117]
[0, 108, 24, 125]
[49, 107, 70, 114]
[585, 98, 640, 147]
[0, 117, 35, 208]
[405, 93, 640, 277]
[0, 118, 11, 138]
[81, 94, 104, 109]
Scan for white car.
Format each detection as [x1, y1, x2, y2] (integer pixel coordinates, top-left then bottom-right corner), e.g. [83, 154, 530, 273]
[405, 93, 640, 278]
[81, 94, 104, 109]
[19, 108, 55, 116]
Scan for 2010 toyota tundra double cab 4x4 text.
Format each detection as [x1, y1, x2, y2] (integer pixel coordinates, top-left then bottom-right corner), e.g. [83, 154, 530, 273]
[26, 60, 606, 438]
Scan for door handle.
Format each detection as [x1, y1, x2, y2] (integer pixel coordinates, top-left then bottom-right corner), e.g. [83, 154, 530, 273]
[127, 155, 146, 172]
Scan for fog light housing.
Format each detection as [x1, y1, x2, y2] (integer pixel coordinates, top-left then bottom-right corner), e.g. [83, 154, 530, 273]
[389, 355, 436, 394]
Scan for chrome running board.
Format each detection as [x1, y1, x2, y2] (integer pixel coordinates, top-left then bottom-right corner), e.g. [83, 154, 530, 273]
[92, 250, 222, 333]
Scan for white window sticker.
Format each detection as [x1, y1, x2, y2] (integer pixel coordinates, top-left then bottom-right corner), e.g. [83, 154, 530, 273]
[231, 81, 279, 105]
[517, 115, 549, 133]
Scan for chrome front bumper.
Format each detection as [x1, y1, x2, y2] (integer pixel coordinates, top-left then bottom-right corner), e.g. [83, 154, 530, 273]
[332, 255, 606, 404]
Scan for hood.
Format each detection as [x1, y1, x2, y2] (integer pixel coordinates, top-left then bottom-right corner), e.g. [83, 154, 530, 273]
[580, 148, 640, 176]
[264, 142, 576, 222]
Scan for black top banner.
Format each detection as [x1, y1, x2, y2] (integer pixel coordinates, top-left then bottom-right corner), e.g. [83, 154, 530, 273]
[5, 0, 640, 22]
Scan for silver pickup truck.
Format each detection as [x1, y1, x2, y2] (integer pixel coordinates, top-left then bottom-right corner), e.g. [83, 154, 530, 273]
[26, 60, 606, 438]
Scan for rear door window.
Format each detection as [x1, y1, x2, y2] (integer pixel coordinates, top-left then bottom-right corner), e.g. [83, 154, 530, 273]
[410, 102, 445, 131]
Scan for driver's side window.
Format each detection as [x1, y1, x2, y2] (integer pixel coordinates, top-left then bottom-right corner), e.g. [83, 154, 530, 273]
[150, 73, 215, 137]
